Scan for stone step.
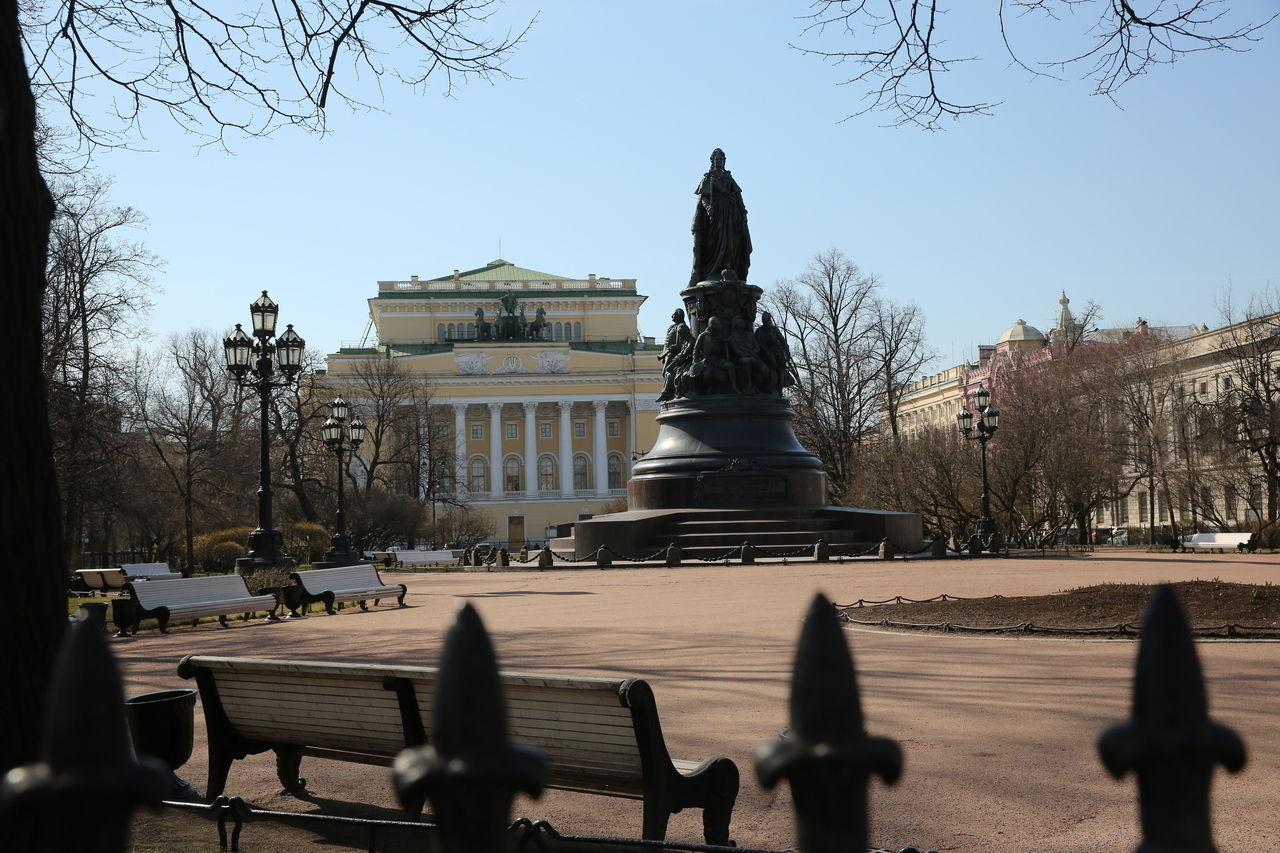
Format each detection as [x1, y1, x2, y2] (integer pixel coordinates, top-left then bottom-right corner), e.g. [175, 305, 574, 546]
[663, 519, 848, 533]
[659, 531, 861, 547]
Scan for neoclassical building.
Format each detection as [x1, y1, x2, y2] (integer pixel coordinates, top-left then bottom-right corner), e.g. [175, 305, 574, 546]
[323, 259, 663, 544]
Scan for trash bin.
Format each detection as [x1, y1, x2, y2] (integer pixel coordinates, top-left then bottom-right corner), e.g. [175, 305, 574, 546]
[124, 688, 198, 798]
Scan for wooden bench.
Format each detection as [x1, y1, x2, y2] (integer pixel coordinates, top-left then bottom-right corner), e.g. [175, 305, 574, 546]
[391, 549, 459, 568]
[117, 575, 279, 635]
[120, 561, 183, 580]
[286, 564, 407, 617]
[76, 568, 128, 594]
[1182, 532, 1258, 553]
[176, 656, 739, 844]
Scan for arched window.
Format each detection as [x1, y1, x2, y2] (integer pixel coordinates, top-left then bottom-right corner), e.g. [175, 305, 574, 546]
[469, 457, 487, 492]
[504, 456, 522, 493]
[554, 322, 563, 341]
[573, 321, 582, 340]
[467, 323, 476, 339]
[538, 455, 557, 491]
[607, 454, 624, 489]
[447, 323, 456, 339]
[437, 323, 446, 341]
[573, 456, 590, 491]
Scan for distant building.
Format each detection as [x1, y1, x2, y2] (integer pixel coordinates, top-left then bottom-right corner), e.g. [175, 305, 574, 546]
[322, 259, 663, 546]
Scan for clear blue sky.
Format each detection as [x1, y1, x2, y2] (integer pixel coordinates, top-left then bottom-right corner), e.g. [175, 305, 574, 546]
[80, 2, 1280, 370]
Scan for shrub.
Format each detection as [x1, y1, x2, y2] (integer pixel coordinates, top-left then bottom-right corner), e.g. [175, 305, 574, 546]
[210, 540, 246, 572]
[285, 522, 331, 564]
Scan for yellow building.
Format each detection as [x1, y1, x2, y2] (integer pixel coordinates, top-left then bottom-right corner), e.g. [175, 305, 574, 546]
[324, 259, 663, 545]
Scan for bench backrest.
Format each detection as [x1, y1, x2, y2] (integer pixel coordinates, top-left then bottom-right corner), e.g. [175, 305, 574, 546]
[394, 550, 456, 562]
[121, 562, 178, 577]
[76, 568, 127, 590]
[130, 574, 255, 609]
[1185, 532, 1253, 545]
[177, 656, 646, 791]
[293, 564, 388, 594]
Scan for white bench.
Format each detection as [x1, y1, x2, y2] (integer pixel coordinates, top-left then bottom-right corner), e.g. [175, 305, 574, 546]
[286, 564, 407, 617]
[390, 549, 458, 568]
[176, 656, 739, 844]
[120, 562, 183, 580]
[76, 568, 128, 593]
[117, 574, 279, 635]
[1182, 532, 1258, 553]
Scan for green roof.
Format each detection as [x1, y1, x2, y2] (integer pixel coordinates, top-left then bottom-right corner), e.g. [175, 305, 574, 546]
[429, 259, 572, 282]
[570, 340, 636, 355]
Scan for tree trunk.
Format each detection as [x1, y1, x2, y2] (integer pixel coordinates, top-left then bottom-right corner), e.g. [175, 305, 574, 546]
[0, 0, 66, 778]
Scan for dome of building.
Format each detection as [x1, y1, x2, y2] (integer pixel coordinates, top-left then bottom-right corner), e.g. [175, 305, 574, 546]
[996, 319, 1047, 346]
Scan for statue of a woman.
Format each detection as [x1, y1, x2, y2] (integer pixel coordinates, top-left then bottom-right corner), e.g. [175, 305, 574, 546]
[690, 148, 752, 285]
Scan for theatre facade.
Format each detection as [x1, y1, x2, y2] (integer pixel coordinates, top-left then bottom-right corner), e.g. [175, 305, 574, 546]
[322, 259, 663, 546]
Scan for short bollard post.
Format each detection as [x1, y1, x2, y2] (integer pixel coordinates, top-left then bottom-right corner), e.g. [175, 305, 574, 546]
[930, 537, 948, 557]
[666, 544, 682, 567]
[813, 538, 830, 563]
[740, 541, 755, 565]
[595, 546, 612, 568]
[519, 546, 529, 562]
[496, 548, 509, 568]
[878, 539, 896, 560]
[537, 548, 554, 569]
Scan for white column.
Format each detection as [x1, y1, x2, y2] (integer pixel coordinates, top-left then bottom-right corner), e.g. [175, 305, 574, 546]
[624, 400, 635, 481]
[593, 400, 608, 495]
[559, 402, 573, 494]
[523, 401, 538, 497]
[488, 402, 503, 496]
[453, 403, 468, 497]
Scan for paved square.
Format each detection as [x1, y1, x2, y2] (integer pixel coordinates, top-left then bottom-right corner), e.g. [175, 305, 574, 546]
[115, 553, 1279, 851]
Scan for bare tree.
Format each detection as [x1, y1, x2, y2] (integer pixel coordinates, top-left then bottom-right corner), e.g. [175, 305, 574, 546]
[869, 297, 934, 443]
[1, 0, 526, 776]
[795, 1, 1273, 129]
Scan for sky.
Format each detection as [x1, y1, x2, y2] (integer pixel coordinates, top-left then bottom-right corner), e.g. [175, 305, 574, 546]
[71, 1, 1280, 372]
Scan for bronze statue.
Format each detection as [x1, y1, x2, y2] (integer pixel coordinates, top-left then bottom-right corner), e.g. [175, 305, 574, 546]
[688, 316, 737, 395]
[690, 148, 752, 285]
[656, 309, 695, 403]
[755, 311, 795, 393]
[728, 314, 769, 393]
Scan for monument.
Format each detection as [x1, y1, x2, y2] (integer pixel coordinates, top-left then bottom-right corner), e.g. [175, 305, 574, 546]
[568, 150, 923, 558]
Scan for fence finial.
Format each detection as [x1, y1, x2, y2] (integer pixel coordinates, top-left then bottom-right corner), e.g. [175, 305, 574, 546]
[756, 593, 902, 853]
[393, 602, 546, 853]
[1097, 583, 1246, 852]
[1, 604, 168, 851]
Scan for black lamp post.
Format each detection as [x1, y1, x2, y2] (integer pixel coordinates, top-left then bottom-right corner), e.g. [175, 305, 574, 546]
[320, 396, 365, 564]
[957, 384, 1000, 552]
[223, 291, 305, 572]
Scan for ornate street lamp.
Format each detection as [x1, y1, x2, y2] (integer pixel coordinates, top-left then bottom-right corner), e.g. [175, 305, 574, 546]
[957, 384, 1001, 553]
[320, 396, 365, 564]
[223, 291, 305, 573]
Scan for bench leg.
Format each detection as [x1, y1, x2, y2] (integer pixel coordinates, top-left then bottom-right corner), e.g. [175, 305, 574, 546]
[322, 591, 337, 616]
[218, 615, 229, 628]
[641, 801, 671, 843]
[274, 746, 307, 795]
[699, 758, 739, 846]
[359, 600, 369, 611]
[397, 585, 408, 607]
[156, 609, 171, 635]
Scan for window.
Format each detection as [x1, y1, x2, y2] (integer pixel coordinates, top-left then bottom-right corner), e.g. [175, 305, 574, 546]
[574, 321, 582, 340]
[554, 322, 563, 341]
[1137, 492, 1148, 521]
[469, 458, 487, 492]
[1115, 498, 1129, 524]
[1249, 481, 1263, 512]
[538, 456, 556, 491]
[573, 421, 586, 438]
[504, 457, 521, 492]
[607, 420, 620, 438]
[470, 422, 483, 441]
[1225, 485, 1238, 519]
[467, 323, 476, 338]
[1223, 376, 1234, 389]
[437, 323, 446, 341]
[573, 456, 590, 490]
[607, 455, 623, 489]
[447, 323, 456, 338]
[539, 421, 552, 439]
[1199, 381, 1209, 395]
[505, 422, 518, 440]
[1199, 486, 1214, 516]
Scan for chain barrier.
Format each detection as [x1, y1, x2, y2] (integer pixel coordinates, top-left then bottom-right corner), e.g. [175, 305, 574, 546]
[838, 611, 1280, 638]
[835, 592, 1006, 608]
[485, 537, 945, 567]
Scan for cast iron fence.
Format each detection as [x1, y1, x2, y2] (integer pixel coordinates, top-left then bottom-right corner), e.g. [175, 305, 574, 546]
[1, 584, 1246, 853]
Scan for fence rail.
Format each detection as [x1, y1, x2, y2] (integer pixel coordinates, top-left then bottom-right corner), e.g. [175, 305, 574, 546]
[0, 586, 1247, 853]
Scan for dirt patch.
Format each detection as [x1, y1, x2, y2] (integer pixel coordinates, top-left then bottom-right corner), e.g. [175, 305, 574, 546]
[840, 580, 1280, 635]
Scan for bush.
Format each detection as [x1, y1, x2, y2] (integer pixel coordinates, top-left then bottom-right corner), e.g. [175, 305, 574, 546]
[191, 526, 255, 571]
[211, 540, 246, 571]
[285, 521, 331, 564]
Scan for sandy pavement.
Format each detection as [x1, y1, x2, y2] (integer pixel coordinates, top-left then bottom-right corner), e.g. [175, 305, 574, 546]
[113, 552, 1280, 852]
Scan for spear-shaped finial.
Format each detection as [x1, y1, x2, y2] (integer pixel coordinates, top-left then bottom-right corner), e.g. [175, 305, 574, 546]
[393, 602, 546, 853]
[1097, 584, 1246, 852]
[757, 593, 902, 853]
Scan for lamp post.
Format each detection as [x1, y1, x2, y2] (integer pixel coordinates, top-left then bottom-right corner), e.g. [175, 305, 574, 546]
[957, 384, 1000, 553]
[223, 291, 305, 573]
[320, 396, 365, 565]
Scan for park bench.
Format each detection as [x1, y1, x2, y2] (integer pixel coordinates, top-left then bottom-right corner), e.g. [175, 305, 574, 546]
[120, 562, 183, 580]
[1181, 532, 1258, 553]
[76, 568, 129, 594]
[391, 549, 459, 568]
[286, 564, 408, 616]
[116, 575, 278, 635]
[176, 655, 739, 845]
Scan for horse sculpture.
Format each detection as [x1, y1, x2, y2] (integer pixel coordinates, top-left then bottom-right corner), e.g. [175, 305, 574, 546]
[474, 307, 494, 341]
[527, 306, 550, 340]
